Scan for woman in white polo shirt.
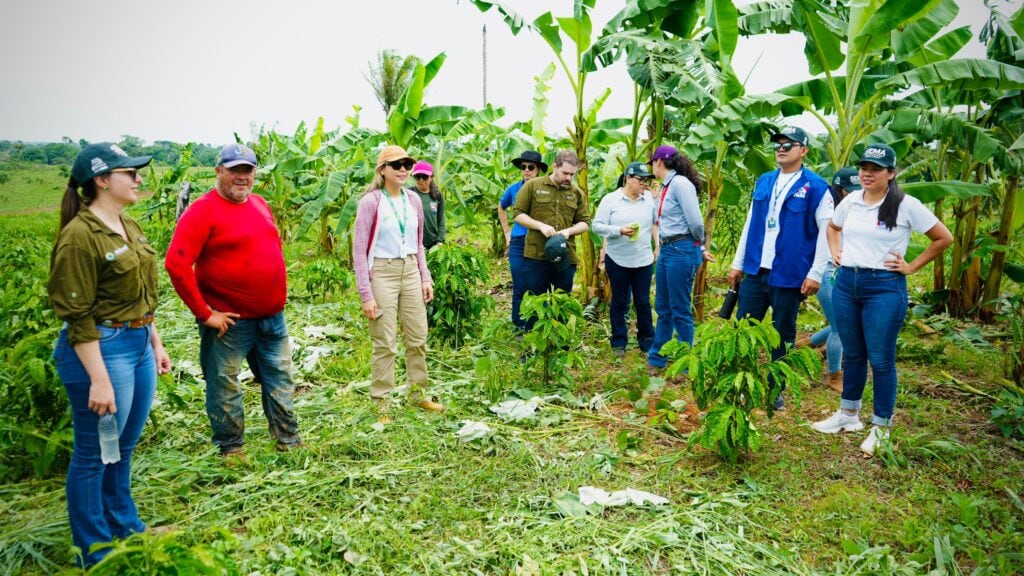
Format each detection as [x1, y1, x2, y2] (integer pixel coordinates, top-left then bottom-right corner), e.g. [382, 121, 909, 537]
[811, 144, 952, 455]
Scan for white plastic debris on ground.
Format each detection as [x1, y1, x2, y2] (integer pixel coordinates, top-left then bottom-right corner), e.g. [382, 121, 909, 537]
[303, 325, 347, 339]
[578, 486, 669, 506]
[489, 399, 540, 421]
[456, 421, 493, 442]
[300, 346, 334, 373]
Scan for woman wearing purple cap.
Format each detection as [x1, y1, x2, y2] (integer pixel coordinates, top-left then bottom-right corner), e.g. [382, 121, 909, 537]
[645, 145, 715, 372]
[410, 161, 445, 250]
[49, 143, 172, 566]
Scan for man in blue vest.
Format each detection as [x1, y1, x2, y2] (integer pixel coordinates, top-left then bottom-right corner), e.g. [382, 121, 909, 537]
[727, 126, 833, 409]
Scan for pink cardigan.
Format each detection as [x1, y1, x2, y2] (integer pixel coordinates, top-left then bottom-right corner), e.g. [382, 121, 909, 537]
[353, 189, 433, 302]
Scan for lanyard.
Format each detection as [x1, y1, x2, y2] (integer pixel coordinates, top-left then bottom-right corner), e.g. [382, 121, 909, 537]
[383, 191, 408, 237]
[657, 178, 673, 219]
[770, 169, 801, 216]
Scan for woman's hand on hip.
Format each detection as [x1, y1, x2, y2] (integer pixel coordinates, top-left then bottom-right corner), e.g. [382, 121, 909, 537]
[423, 283, 434, 304]
[88, 379, 117, 415]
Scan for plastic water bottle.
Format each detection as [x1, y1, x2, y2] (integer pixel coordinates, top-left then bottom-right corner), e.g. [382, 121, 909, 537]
[98, 414, 121, 464]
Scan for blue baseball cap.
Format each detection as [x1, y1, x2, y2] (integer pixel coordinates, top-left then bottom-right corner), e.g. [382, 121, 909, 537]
[217, 144, 258, 168]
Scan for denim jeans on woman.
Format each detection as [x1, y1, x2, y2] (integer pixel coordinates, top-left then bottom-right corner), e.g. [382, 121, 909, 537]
[508, 236, 527, 331]
[54, 324, 156, 567]
[199, 311, 300, 453]
[647, 240, 702, 368]
[605, 256, 654, 351]
[810, 262, 843, 373]
[831, 267, 908, 426]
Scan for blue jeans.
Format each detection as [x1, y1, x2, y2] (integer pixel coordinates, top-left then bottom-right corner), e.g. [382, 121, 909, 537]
[605, 256, 654, 351]
[521, 257, 576, 330]
[735, 268, 804, 387]
[648, 241, 702, 368]
[810, 263, 843, 373]
[508, 236, 527, 331]
[199, 311, 300, 453]
[831, 267, 908, 426]
[54, 325, 156, 567]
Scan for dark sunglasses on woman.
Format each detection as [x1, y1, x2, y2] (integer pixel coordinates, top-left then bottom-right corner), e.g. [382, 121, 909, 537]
[520, 163, 536, 171]
[413, 174, 430, 181]
[387, 159, 416, 170]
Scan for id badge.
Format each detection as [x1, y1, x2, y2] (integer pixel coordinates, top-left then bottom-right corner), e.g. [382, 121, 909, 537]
[767, 217, 777, 229]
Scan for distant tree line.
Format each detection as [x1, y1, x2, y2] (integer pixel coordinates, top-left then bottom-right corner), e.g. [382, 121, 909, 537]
[0, 136, 220, 167]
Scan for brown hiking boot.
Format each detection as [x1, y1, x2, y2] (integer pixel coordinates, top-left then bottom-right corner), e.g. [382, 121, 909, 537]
[795, 336, 812, 349]
[826, 371, 844, 393]
[416, 399, 446, 412]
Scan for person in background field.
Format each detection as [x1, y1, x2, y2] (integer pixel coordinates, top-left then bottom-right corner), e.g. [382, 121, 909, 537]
[498, 150, 546, 331]
[812, 144, 952, 456]
[513, 150, 590, 328]
[410, 161, 445, 250]
[728, 126, 833, 410]
[353, 145, 444, 416]
[165, 143, 302, 458]
[49, 143, 172, 567]
[645, 145, 715, 372]
[592, 162, 659, 357]
[797, 167, 860, 392]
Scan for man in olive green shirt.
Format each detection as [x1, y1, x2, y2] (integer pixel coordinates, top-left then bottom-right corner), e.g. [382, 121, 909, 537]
[512, 150, 589, 319]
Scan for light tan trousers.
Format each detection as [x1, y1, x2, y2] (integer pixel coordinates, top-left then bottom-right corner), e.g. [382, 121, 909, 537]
[368, 255, 429, 401]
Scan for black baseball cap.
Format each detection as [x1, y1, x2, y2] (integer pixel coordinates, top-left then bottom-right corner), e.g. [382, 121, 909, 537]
[544, 234, 571, 271]
[857, 144, 897, 169]
[833, 167, 862, 191]
[71, 143, 152, 185]
[770, 126, 809, 146]
[624, 162, 653, 179]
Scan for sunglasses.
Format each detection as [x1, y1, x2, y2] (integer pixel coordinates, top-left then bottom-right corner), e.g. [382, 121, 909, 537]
[386, 159, 416, 171]
[520, 163, 537, 171]
[772, 142, 802, 152]
[628, 175, 651, 182]
[111, 168, 140, 179]
[413, 174, 431, 181]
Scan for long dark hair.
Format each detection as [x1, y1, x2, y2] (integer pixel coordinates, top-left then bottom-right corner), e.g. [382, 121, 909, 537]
[878, 171, 905, 231]
[425, 179, 442, 202]
[58, 178, 97, 231]
[663, 152, 702, 195]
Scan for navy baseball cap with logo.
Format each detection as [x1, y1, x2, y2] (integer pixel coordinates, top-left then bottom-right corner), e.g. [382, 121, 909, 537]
[217, 144, 258, 168]
[71, 143, 152, 185]
[833, 167, 862, 191]
[770, 126, 809, 146]
[544, 234, 571, 271]
[857, 143, 897, 169]
[624, 161, 653, 179]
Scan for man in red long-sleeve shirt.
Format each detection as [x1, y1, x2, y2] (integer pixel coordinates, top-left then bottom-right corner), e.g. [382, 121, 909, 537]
[165, 143, 301, 457]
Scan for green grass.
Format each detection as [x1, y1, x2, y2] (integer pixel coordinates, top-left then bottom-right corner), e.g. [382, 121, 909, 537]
[1, 211, 1022, 575]
[0, 164, 68, 214]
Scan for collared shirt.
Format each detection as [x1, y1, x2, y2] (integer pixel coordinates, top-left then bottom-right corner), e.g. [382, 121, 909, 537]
[49, 209, 159, 345]
[373, 190, 419, 258]
[656, 170, 705, 243]
[832, 190, 938, 269]
[513, 176, 590, 262]
[592, 188, 657, 268]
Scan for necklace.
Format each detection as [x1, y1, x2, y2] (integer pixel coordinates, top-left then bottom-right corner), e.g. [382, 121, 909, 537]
[382, 191, 408, 237]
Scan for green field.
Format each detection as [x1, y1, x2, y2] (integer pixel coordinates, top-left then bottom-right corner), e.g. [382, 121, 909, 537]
[1, 203, 1021, 575]
[0, 164, 69, 214]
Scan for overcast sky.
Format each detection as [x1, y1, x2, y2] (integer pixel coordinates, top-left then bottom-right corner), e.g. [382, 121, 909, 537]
[0, 0, 1015, 146]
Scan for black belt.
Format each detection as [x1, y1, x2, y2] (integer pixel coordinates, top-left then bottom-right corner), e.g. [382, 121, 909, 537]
[660, 234, 693, 246]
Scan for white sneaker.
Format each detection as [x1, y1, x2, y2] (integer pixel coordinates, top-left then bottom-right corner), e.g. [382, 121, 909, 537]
[811, 410, 864, 434]
[859, 426, 889, 456]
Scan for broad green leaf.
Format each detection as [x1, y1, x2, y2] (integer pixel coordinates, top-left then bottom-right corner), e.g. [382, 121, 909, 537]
[531, 63, 556, 149]
[709, 0, 739, 64]
[422, 53, 447, 87]
[794, 0, 844, 76]
[470, 0, 526, 34]
[851, 0, 942, 62]
[557, 16, 592, 53]
[308, 116, 324, 155]
[881, 59, 1024, 92]
[1005, 262, 1024, 284]
[552, 492, 591, 518]
[294, 171, 348, 240]
[533, 12, 563, 53]
[901, 180, 991, 204]
[1010, 4, 1024, 40]
[892, 0, 958, 60]
[584, 88, 612, 126]
[887, 108, 1003, 164]
[738, 0, 793, 36]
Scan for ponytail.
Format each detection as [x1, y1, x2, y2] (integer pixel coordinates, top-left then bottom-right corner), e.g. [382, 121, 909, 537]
[58, 178, 96, 231]
[664, 152, 702, 196]
[877, 176, 905, 231]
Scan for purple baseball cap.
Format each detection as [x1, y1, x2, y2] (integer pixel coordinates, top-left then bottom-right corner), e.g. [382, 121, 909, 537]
[649, 145, 678, 163]
[217, 144, 258, 168]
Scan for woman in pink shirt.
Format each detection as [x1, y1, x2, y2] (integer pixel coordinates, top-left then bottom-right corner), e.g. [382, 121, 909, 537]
[353, 145, 443, 417]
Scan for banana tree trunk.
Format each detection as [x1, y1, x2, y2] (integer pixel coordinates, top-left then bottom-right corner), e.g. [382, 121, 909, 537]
[693, 161, 723, 321]
[980, 174, 1020, 323]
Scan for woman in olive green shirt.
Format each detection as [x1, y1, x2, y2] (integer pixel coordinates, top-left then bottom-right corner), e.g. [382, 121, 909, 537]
[48, 143, 171, 567]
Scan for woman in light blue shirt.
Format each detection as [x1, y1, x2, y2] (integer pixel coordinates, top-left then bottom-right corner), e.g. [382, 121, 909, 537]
[646, 145, 715, 371]
[593, 162, 659, 355]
